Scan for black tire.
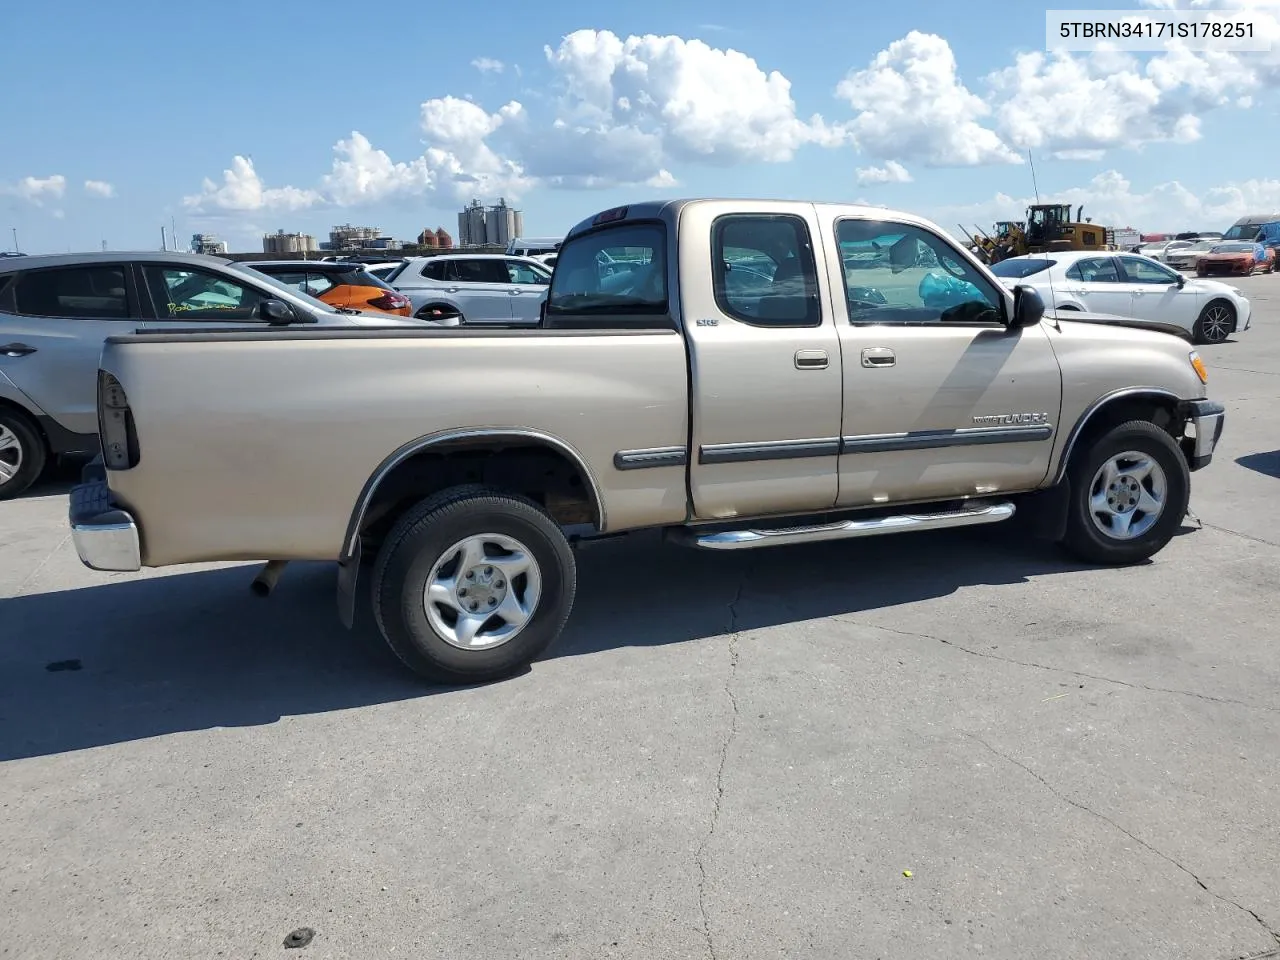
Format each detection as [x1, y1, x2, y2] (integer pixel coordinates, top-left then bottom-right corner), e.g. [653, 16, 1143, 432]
[0, 408, 48, 500]
[370, 485, 576, 684]
[1061, 419, 1190, 565]
[1193, 299, 1235, 344]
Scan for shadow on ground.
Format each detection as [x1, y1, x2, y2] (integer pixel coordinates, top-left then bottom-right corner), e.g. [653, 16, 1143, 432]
[0, 527, 1109, 761]
[1237, 450, 1280, 479]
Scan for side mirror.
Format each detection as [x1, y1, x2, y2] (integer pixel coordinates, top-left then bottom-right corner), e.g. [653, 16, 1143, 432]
[1011, 285, 1045, 328]
[539, 299, 548, 326]
[1175, 274, 1186, 288]
[258, 299, 295, 325]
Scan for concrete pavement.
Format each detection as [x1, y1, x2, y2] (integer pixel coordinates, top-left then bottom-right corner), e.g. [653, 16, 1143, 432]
[2, 276, 1279, 960]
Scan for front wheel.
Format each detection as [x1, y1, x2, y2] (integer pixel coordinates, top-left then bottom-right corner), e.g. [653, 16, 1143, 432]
[1193, 300, 1235, 345]
[371, 485, 577, 684]
[1061, 420, 1190, 565]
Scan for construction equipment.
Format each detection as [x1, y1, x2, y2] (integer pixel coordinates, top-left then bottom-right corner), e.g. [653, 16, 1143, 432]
[963, 220, 1027, 265]
[1023, 204, 1108, 254]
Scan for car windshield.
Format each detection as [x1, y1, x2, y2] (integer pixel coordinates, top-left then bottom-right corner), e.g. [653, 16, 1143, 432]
[990, 258, 1055, 278]
[1221, 224, 1261, 241]
[1211, 241, 1255, 253]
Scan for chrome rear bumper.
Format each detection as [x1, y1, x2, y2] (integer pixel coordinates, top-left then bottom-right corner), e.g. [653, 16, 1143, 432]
[69, 478, 141, 572]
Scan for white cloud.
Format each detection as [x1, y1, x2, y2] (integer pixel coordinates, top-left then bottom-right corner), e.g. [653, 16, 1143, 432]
[182, 156, 323, 213]
[837, 32, 1020, 168]
[471, 57, 504, 74]
[856, 160, 913, 185]
[1, 174, 67, 206]
[84, 179, 115, 198]
[541, 29, 846, 178]
[935, 169, 1280, 235]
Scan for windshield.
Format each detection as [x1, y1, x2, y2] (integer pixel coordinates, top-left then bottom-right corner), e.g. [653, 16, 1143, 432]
[990, 258, 1055, 278]
[547, 222, 666, 314]
[1211, 241, 1255, 253]
[1221, 223, 1262, 241]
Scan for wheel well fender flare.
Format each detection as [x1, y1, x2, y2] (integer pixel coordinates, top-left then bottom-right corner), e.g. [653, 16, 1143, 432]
[1049, 387, 1182, 486]
[341, 427, 606, 560]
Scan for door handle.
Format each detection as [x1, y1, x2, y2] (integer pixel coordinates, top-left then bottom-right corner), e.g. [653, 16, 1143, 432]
[0, 342, 37, 357]
[509, 289, 521, 295]
[794, 349, 829, 369]
[861, 347, 895, 368]
[445, 286, 459, 293]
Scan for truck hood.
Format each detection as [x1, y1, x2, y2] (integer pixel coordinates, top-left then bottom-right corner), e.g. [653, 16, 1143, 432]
[1050, 310, 1192, 343]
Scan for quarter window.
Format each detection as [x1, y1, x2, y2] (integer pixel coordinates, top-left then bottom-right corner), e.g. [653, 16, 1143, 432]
[13, 266, 130, 319]
[835, 220, 1003, 325]
[143, 266, 265, 321]
[712, 214, 821, 327]
[1120, 257, 1179, 284]
[1065, 257, 1121, 283]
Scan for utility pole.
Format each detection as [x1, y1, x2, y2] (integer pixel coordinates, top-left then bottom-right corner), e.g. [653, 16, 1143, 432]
[11, 227, 18, 254]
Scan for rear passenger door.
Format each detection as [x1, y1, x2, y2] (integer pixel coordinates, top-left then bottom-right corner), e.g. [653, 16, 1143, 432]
[1060, 256, 1132, 317]
[681, 202, 844, 520]
[0, 262, 143, 436]
[444, 259, 515, 324]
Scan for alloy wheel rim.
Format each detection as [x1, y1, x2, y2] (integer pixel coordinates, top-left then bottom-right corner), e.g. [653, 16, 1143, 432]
[0, 425, 24, 485]
[1088, 450, 1167, 541]
[1202, 306, 1231, 342]
[423, 533, 542, 650]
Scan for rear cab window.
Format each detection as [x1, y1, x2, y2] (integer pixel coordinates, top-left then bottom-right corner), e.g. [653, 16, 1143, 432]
[545, 221, 669, 327]
[12, 265, 132, 319]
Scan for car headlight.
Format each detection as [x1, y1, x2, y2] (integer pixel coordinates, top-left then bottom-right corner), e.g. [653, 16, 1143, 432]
[1189, 351, 1208, 384]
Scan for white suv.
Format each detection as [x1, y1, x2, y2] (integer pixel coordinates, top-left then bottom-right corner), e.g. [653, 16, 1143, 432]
[388, 254, 552, 325]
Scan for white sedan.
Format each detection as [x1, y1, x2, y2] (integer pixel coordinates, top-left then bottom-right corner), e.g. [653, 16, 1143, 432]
[990, 250, 1252, 345]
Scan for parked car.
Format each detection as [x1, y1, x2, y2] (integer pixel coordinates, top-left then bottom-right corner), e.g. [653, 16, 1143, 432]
[0, 251, 415, 498]
[990, 250, 1251, 345]
[387, 254, 552, 324]
[506, 237, 561, 258]
[1221, 213, 1280, 241]
[362, 260, 408, 282]
[1136, 240, 1192, 263]
[1163, 239, 1220, 272]
[244, 260, 412, 316]
[1195, 241, 1276, 277]
[68, 199, 1224, 685]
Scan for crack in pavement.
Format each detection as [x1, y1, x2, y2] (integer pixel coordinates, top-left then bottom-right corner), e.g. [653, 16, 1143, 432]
[835, 618, 1280, 716]
[1209, 365, 1280, 378]
[694, 563, 749, 960]
[1200, 521, 1280, 550]
[969, 735, 1280, 951]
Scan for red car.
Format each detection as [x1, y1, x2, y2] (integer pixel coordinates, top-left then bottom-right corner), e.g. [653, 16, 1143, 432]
[1196, 241, 1276, 277]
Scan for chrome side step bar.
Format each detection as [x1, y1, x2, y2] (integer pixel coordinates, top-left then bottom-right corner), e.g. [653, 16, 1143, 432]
[674, 501, 1016, 551]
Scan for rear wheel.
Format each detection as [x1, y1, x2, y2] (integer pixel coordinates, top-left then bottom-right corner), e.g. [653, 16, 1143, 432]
[416, 303, 463, 325]
[0, 409, 47, 500]
[1061, 420, 1189, 565]
[1193, 300, 1235, 344]
[371, 485, 577, 684]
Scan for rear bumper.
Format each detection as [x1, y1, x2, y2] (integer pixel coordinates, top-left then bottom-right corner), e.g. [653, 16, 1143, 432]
[1179, 399, 1225, 471]
[68, 473, 141, 572]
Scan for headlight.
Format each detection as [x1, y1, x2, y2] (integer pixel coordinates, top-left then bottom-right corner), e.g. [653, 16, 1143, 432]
[1189, 351, 1208, 384]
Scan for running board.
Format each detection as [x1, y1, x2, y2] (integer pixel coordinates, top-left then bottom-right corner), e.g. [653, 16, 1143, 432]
[674, 501, 1016, 551]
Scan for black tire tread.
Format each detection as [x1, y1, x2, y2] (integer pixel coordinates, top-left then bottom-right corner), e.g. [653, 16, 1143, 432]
[370, 484, 576, 684]
[0, 408, 48, 500]
[1060, 418, 1190, 566]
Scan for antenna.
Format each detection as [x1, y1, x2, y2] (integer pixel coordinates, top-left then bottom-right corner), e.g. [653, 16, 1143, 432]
[1025, 149, 1061, 331]
[1028, 149, 1041, 205]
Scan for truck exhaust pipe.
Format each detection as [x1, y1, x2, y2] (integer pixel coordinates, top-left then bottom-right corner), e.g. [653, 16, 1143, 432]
[250, 560, 288, 597]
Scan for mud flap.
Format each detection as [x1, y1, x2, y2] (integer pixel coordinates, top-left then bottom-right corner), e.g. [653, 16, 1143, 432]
[1020, 481, 1071, 541]
[336, 540, 361, 630]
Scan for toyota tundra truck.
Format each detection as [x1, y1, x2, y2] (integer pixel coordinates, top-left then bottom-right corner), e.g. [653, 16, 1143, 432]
[67, 199, 1225, 684]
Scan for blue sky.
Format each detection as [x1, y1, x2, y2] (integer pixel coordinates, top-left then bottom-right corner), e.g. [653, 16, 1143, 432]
[3, 0, 1278, 253]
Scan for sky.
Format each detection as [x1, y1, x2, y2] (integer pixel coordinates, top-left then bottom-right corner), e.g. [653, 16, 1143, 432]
[4, 0, 1280, 254]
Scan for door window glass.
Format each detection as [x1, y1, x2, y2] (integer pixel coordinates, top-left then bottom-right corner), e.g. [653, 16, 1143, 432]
[143, 266, 265, 321]
[421, 260, 449, 281]
[1066, 257, 1121, 282]
[505, 260, 550, 285]
[835, 220, 1002, 325]
[1120, 257, 1180, 284]
[13, 266, 130, 319]
[712, 214, 821, 327]
[448, 259, 509, 284]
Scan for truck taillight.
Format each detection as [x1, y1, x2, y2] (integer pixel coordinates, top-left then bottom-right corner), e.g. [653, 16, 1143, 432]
[97, 370, 139, 470]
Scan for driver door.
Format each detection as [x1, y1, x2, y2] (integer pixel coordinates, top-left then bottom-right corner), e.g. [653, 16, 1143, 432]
[827, 214, 1062, 508]
[1059, 255, 1132, 317]
[139, 263, 269, 325]
[1116, 255, 1201, 329]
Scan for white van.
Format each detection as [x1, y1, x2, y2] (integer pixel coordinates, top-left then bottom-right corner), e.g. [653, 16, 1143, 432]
[505, 237, 562, 258]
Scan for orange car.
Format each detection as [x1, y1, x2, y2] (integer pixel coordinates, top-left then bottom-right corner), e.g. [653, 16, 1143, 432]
[1195, 241, 1276, 277]
[247, 260, 413, 316]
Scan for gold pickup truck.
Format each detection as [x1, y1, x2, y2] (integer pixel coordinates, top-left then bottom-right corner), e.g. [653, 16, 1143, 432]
[68, 199, 1225, 684]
